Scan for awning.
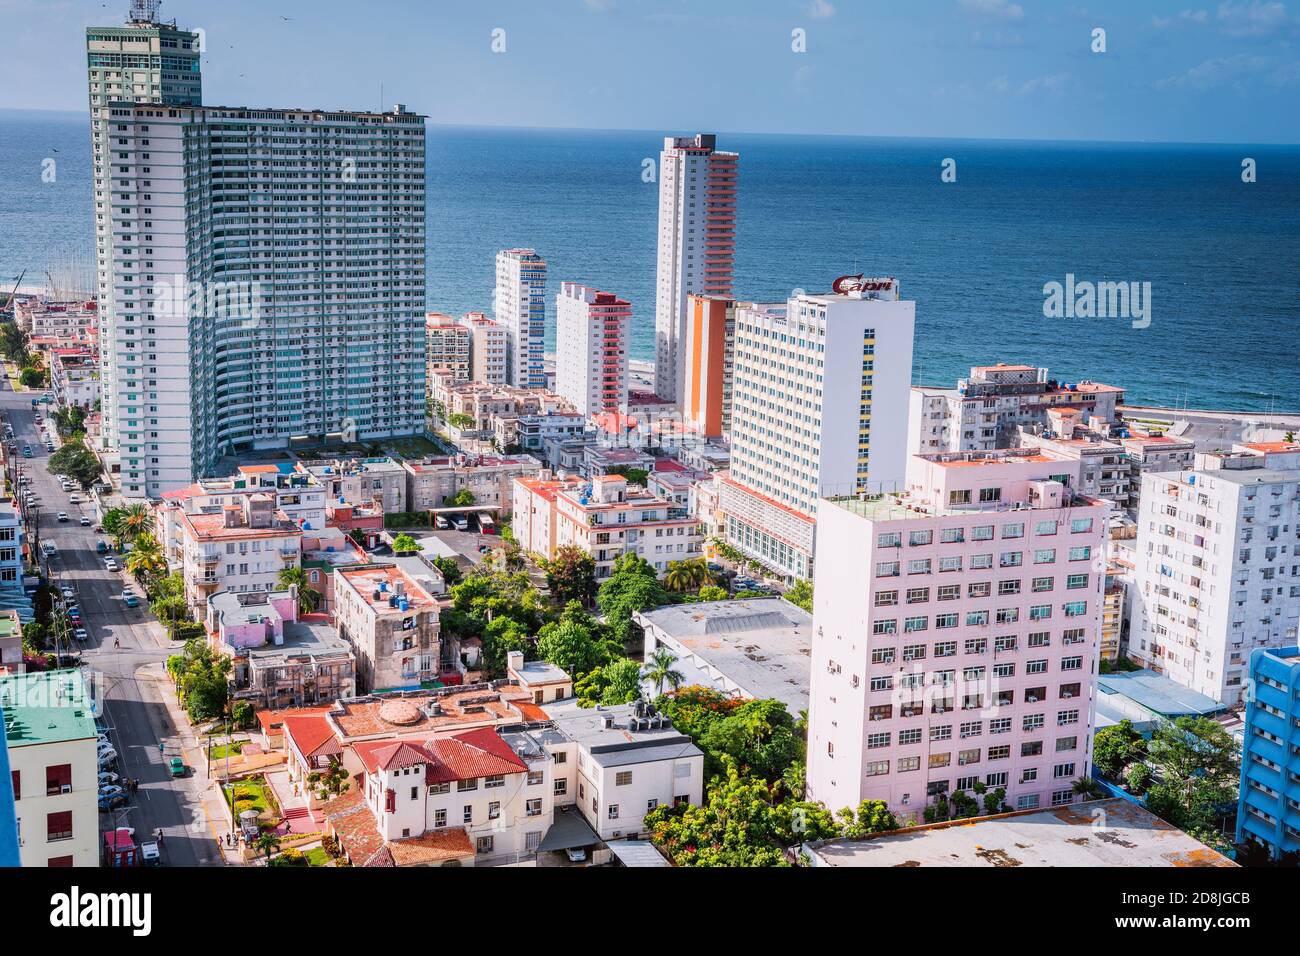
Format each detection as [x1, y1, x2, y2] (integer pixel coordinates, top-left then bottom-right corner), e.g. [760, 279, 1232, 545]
[607, 839, 670, 867]
[536, 806, 601, 853]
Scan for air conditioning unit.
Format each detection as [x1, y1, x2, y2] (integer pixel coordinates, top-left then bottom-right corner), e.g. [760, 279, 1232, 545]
[60, 784, 72, 794]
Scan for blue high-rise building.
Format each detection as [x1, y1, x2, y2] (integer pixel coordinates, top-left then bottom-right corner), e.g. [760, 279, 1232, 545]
[1237, 646, 1300, 858]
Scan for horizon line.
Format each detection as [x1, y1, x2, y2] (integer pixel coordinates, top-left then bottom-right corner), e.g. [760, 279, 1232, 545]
[0, 107, 1295, 150]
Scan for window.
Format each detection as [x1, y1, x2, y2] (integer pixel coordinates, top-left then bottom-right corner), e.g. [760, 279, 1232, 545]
[1035, 520, 1058, 535]
[434, 809, 447, 828]
[1021, 741, 1044, 757]
[874, 590, 899, 607]
[899, 728, 922, 745]
[979, 487, 1001, 503]
[866, 761, 890, 776]
[1068, 546, 1091, 561]
[931, 725, 953, 741]
[1002, 523, 1024, 539]
[1056, 736, 1079, 752]
[1061, 656, 1083, 671]
[1032, 576, 1054, 592]
[554, 779, 567, 796]
[615, 771, 633, 787]
[464, 805, 473, 823]
[1053, 763, 1076, 779]
[968, 582, 992, 598]
[867, 732, 891, 749]
[897, 756, 921, 772]
[1018, 794, 1041, 810]
[1023, 714, 1045, 731]
[527, 770, 544, 786]
[457, 778, 478, 792]
[1034, 549, 1056, 564]
[45, 764, 72, 796]
[47, 811, 73, 842]
[429, 781, 450, 795]
[553, 751, 567, 764]
[1066, 573, 1088, 589]
[1058, 709, 1080, 726]
[938, 585, 961, 601]
[484, 774, 505, 789]
[476, 835, 495, 854]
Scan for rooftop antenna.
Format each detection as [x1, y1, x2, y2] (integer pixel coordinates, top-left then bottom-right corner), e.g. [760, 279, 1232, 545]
[129, 0, 161, 24]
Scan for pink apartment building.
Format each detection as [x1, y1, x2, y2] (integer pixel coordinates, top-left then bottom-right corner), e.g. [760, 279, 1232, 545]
[555, 282, 631, 416]
[806, 449, 1108, 822]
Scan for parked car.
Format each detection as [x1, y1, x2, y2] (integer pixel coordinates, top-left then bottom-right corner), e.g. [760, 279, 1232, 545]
[69, 493, 81, 504]
[123, 595, 140, 609]
[98, 771, 119, 787]
[60, 586, 75, 599]
[42, 542, 57, 557]
[99, 784, 127, 801]
[56, 512, 69, 522]
[168, 757, 186, 778]
[97, 749, 118, 767]
[79, 516, 91, 526]
[21, 447, 31, 458]
[96, 540, 108, 554]
[98, 791, 127, 811]
[73, 628, 89, 642]
[104, 558, 119, 572]
[140, 841, 161, 866]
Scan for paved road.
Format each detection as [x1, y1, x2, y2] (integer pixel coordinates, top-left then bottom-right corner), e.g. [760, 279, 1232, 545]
[1, 385, 225, 866]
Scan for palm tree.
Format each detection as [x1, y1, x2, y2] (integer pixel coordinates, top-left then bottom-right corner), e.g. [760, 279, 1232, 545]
[119, 503, 152, 543]
[1072, 776, 1103, 800]
[277, 566, 321, 615]
[642, 648, 684, 697]
[253, 831, 282, 864]
[124, 531, 166, 583]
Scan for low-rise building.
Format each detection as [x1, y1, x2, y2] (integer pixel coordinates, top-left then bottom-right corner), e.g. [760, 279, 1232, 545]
[299, 457, 408, 514]
[0, 669, 99, 866]
[806, 798, 1234, 867]
[545, 698, 705, 842]
[208, 588, 357, 709]
[634, 598, 812, 713]
[552, 474, 703, 578]
[584, 445, 656, 479]
[404, 453, 542, 515]
[511, 412, 587, 455]
[0, 610, 23, 676]
[172, 495, 304, 615]
[461, 311, 509, 386]
[300, 528, 371, 614]
[511, 472, 588, 558]
[48, 350, 99, 410]
[1121, 433, 1197, 513]
[334, 565, 446, 693]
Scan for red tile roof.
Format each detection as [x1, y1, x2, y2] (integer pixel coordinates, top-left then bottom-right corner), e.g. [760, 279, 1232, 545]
[282, 714, 342, 761]
[353, 739, 435, 774]
[325, 790, 394, 868]
[387, 828, 474, 866]
[256, 705, 333, 736]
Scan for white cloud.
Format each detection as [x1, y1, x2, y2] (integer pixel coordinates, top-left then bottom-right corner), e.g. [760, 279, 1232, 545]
[1216, 1, 1290, 37]
[807, 0, 836, 18]
[959, 0, 1025, 19]
[1154, 52, 1293, 88]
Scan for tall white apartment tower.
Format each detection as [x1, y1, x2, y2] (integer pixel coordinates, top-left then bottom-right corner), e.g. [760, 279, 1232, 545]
[96, 102, 427, 497]
[494, 249, 548, 388]
[719, 279, 916, 581]
[653, 134, 738, 404]
[86, 1, 202, 485]
[1130, 442, 1300, 706]
[556, 283, 631, 417]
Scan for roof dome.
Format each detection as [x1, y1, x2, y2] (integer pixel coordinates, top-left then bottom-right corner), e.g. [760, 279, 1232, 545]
[379, 699, 422, 726]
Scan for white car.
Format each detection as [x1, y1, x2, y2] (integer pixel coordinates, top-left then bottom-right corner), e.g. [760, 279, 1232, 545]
[97, 750, 118, 768]
[56, 512, 69, 522]
[79, 516, 90, 526]
[98, 771, 119, 787]
[105, 559, 119, 571]
[73, 628, 89, 641]
[69, 493, 81, 504]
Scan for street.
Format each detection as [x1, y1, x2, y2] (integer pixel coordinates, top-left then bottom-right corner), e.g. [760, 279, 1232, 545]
[1, 383, 226, 866]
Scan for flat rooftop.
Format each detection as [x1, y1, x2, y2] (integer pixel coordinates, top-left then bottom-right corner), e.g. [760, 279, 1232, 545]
[1096, 668, 1226, 719]
[808, 800, 1235, 868]
[634, 598, 812, 713]
[246, 618, 353, 664]
[0, 669, 97, 747]
[545, 699, 703, 762]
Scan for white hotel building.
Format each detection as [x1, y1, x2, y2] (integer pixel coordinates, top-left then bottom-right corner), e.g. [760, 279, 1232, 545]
[807, 449, 1108, 822]
[720, 282, 915, 581]
[1130, 442, 1300, 705]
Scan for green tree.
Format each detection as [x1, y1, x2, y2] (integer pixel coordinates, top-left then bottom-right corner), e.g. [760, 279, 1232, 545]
[169, 639, 231, 721]
[597, 553, 671, 645]
[1125, 762, 1153, 794]
[574, 657, 644, 707]
[254, 831, 283, 863]
[542, 545, 597, 606]
[698, 585, 728, 602]
[447, 412, 475, 431]
[784, 579, 813, 613]
[46, 440, 101, 487]
[19, 366, 46, 388]
[307, 757, 351, 803]
[663, 558, 708, 593]
[1143, 716, 1240, 843]
[832, 800, 900, 840]
[1072, 776, 1103, 800]
[123, 531, 166, 584]
[445, 488, 475, 508]
[535, 603, 617, 678]
[391, 533, 419, 554]
[481, 616, 530, 677]
[698, 697, 804, 782]
[1091, 719, 1145, 778]
[277, 566, 322, 614]
[605, 465, 649, 487]
[117, 503, 153, 542]
[431, 556, 462, 586]
[642, 647, 684, 697]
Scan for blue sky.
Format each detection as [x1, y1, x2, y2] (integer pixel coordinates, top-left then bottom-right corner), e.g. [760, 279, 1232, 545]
[2, 0, 1297, 143]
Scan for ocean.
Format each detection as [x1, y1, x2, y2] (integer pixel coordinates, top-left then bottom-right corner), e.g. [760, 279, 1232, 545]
[2, 109, 1297, 411]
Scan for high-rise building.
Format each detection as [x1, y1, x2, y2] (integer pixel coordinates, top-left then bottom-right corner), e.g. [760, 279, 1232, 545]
[556, 282, 630, 417]
[1129, 442, 1300, 705]
[425, 312, 472, 386]
[806, 450, 1108, 822]
[461, 312, 509, 385]
[494, 249, 547, 388]
[720, 280, 916, 580]
[1237, 645, 1300, 858]
[682, 294, 737, 440]
[95, 102, 427, 495]
[86, 2, 202, 477]
[653, 134, 737, 404]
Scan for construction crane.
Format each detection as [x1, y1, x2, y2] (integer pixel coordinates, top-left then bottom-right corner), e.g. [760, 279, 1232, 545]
[0, 269, 26, 317]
